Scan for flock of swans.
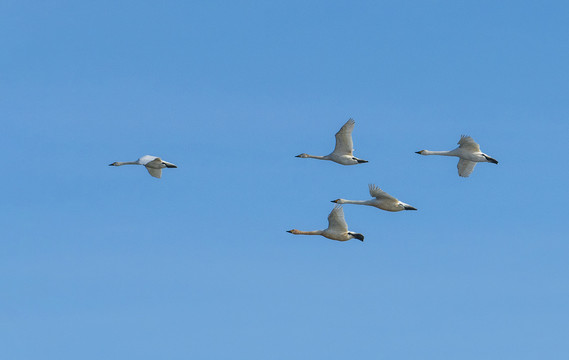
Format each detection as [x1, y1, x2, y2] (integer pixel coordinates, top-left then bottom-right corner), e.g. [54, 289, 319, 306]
[109, 119, 498, 242]
[288, 119, 498, 242]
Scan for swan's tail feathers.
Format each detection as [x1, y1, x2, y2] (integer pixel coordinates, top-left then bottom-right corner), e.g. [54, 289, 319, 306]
[350, 232, 364, 241]
[484, 155, 498, 164]
[356, 159, 368, 164]
[403, 204, 418, 211]
[146, 167, 162, 178]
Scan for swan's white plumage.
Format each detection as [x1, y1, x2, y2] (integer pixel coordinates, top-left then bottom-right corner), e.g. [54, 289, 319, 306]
[333, 184, 417, 212]
[109, 155, 177, 178]
[327, 205, 348, 232]
[145, 166, 162, 178]
[416, 135, 497, 177]
[332, 119, 355, 157]
[295, 118, 367, 165]
[457, 135, 481, 152]
[287, 205, 363, 242]
[368, 184, 397, 201]
[457, 159, 477, 177]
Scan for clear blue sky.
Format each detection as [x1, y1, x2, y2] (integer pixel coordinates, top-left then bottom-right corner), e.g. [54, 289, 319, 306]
[1, 1, 568, 359]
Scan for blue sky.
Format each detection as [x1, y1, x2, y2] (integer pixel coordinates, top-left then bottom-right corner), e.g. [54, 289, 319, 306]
[1, 1, 568, 359]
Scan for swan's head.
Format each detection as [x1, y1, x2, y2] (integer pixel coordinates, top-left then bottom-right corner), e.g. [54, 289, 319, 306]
[109, 162, 119, 166]
[295, 153, 309, 158]
[351, 233, 364, 242]
[415, 150, 426, 155]
[401, 203, 417, 210]
[287, 229, 300, 234]
[331, 199, 343, 204]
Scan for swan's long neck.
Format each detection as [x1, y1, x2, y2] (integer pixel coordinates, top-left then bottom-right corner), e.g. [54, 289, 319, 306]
[422, 150, 458, 156]
[306, 154, 329, 160]
[114, 161, 140, 166]
[295, 230, 324, 235]
[336, 199, 373, 205]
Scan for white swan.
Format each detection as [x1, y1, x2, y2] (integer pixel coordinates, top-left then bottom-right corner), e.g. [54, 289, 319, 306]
[416, 135, 498, 177]
[296, 119, 368, 165]
[332, 184, 417, 212]
[109, 155, 177, 178]
[287, 205, 364, 242]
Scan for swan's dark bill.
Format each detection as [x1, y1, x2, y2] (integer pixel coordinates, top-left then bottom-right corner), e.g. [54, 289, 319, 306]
[356, 159, 368, 164]
[404, 205, 418, 210]
[350, 233, 364, 241]
[164, 164, 178, 168]
[415, 151, 422, 154]
[483, 155, 498, 164]
[286, 230, 292, 233]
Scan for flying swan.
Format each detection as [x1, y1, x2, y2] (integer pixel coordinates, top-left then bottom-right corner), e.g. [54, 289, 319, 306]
[109, 155, 177, 178]
[332, 184, 417, 212]
[415, 135, 498, 177]
[295, 118, 368, 165]
[287, 205, 364, 242]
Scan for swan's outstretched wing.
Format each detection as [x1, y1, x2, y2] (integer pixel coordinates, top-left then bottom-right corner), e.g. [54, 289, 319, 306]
[138, 155, 159, 165]
[145, 167, 162, 178]
[368, 184, 397, 201]
[332, 119, 355, 156]
[327, 205, 348, 232]
[457, 159, 477, 177]
[457, 135, 481, 152]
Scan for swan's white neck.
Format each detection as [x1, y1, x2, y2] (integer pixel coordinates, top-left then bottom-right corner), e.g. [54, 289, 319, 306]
[306, 154, 330, 160]
[422, 150, 458, 156]
[336, 199, 373, 205]
[295, 230, 324, 235]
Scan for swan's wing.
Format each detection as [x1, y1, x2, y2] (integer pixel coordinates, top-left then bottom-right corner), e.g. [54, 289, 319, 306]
[368, 184, 397, 201]
[457, 135, 481, 152]
[327, 205, 349, 232]
[457, 159, 477, 177]
[145, 167, 162, 178]
[138, 155, 159, 165]
[332, 119, 355, 156]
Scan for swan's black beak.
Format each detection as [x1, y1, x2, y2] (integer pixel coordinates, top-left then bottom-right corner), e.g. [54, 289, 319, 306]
[353, 233, 364, 241]
[357, 159, 368, 164]
[295, 155, 301, 158]
[165, 164, 177, 168]
[404, 205, 418, 210]
[415, 151, 422, 154]
[108, 163, 115, 166]
[286, 230, 292, 233]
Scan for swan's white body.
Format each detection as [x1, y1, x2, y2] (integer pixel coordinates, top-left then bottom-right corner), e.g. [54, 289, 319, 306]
[287, 206, 364, 242]
[296, 119, 368, 165]
[416, 135, 498, 177]
[109, 155, 177, 178]
[332, 184, 417, 212]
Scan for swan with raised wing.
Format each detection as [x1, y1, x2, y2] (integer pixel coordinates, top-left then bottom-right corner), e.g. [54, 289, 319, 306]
[109, 155, 177, 178]
[332, 184, 417, 212]
[295, 118, 368, 165]
[415, 135, 498, 177]
[287, 206, 364, 242]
